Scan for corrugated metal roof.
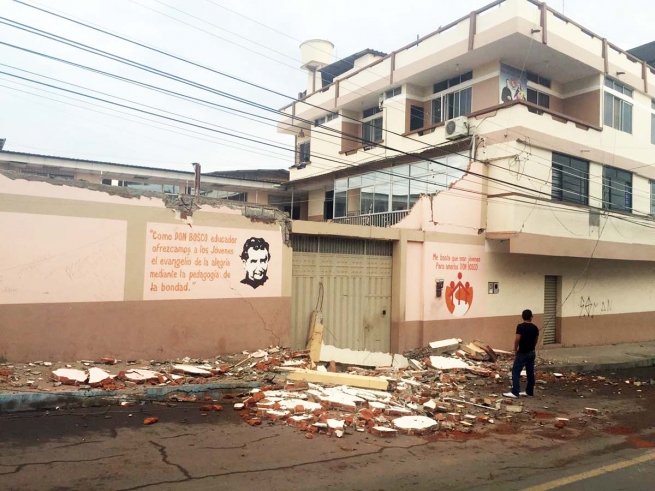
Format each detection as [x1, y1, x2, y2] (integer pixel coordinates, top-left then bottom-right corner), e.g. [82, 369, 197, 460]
[0, 150, 288, 184]
[320, 49, 388, 87]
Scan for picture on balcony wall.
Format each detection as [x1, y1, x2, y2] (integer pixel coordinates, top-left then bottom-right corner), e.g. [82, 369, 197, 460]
[500, 63, 527, 103]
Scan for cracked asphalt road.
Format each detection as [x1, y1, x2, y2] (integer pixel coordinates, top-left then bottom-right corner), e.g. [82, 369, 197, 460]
[0, 368, 654, 490]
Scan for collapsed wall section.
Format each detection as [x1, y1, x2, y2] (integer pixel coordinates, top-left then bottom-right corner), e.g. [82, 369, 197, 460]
[0, 171, 292, 362]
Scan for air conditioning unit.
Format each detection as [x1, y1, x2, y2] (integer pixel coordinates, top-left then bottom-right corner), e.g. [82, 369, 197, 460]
[444, 116, 469, 140]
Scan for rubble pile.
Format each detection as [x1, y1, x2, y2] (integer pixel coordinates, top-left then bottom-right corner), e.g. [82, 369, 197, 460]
[0, 347, 308, 392]
[227, 339, 526, 438]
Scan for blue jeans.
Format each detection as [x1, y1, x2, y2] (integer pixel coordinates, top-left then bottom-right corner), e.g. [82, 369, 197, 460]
[511, 351, 536, 396]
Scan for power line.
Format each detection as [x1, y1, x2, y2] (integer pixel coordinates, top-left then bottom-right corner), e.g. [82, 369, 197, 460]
[3, 13, 655, 226]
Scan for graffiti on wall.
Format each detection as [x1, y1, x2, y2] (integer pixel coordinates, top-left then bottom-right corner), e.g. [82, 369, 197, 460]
[431, 250, 482, 317]
[143, 223, 282, 300]
[579, 296, 613, 318]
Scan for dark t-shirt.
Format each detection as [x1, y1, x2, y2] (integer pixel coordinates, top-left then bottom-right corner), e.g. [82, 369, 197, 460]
[516, 323, 539, 353]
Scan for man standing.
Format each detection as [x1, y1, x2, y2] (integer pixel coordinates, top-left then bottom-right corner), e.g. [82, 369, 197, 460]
[239, 237, 270, 289]
[503, 309, 539, 399]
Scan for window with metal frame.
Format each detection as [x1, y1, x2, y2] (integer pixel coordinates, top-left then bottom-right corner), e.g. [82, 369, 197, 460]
[362, 117, 383, 143]
[333, 154, 469, 217]
[410, 105, 424, 131]
[298, 141, 310, 163]
[551, 153, 589, 206]
[651, 180, 655, 216]
[362, 106, 382, 119]
[604, 78, 633, 134]
[433, 71, 472, 93]
[527, 88, 550, 112]
[602, 166, 632, 213]
[527, 71, 551, 89]
[385, 87, 401, 99]
[432, 87, 472, 123]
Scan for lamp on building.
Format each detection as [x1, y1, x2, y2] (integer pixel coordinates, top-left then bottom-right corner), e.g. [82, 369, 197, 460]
[616, 71, 625, 76]
[531, 28, 541, 34]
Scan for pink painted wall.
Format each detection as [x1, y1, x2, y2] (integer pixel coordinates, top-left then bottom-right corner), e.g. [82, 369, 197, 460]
[0, 212, 127, 304]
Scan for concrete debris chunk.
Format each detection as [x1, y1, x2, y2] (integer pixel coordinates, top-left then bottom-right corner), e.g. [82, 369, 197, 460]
[51, 368, 87, 385]
[87, 367, 114, 387]
[171, 364, 213, 376]
[392, 416, 438, 434]
[429, 356, 470, 370]
[319, 343, 409, 369]
[120, 369, 161, 383]
[428, 338, 461, 353]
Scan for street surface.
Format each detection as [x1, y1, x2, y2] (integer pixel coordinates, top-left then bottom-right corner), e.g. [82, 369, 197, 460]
[0, 367, 653, 491]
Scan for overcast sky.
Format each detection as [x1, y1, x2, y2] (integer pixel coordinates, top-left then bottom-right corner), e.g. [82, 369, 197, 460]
[0, 0, 653, 173]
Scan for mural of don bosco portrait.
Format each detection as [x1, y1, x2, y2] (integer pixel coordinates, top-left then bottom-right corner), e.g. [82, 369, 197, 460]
[240, 237, 270, 289]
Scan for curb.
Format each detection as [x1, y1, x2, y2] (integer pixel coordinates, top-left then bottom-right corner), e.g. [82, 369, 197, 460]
[539, 357, 655, 374]
[0, 382, 261, 413]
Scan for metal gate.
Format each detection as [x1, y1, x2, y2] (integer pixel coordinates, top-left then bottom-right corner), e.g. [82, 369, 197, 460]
[291, 235, 393, 352]
[543, 275, 558, 345]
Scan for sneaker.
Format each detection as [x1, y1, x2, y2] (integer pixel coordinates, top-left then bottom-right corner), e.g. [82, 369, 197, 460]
[519, 391, 528, 397]
[503, 392, 518, 399]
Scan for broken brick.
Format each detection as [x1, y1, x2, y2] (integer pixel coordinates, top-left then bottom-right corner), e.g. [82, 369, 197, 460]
[143, 417, 159, 425]
[247, 418, 262, 426]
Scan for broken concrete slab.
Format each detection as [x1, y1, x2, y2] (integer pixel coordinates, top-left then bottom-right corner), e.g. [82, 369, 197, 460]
[392, 415, 438, 433]
[428, 338, 461, 353]
[461, 343, 488, 361]
[51, 368, 87, 386]
[319, 343, 409, 369]
[119, 369, 161, 383]
[87, 367, 113, 387]
[171, 364, 213, 376]
[286, 370, 389, 390]
[428, 356, 470, 370]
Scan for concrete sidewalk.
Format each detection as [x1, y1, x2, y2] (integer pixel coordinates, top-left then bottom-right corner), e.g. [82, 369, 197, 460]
[538, 341, 655, 372]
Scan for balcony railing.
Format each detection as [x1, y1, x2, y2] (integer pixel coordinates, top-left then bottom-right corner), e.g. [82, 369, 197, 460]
[331, 210, 410, 227]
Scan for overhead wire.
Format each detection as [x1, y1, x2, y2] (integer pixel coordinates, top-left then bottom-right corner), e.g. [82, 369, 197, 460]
[3, 8, 655, 226]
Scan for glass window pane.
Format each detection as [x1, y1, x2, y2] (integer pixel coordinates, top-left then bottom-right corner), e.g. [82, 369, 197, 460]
[373, 183, 390, 213]
[604, 92, 614, 127]
[613, 97, 621, 129]
[392, 178, 409, 211]
[461, 71, 473, 82]
[375, 171, 390, 185]
[392, 164, 409, 176]
[348, 176, 361, 188]
[433, 80, 448, 93]
[539, 93, 550, 109]
[651, 113, 655, 145]
[411, 161, 429, 176]
[622, 102, 632, 133]
[461, 87, 472, 115]
[334, 191, 347, 217]
[409, 179, 427, 206]
[604, 78, 614, 89]
[375, 118, 383, 141]
[432, 97, 442, 124]
[410, 105, 424, 131]
[335, 178, 347, 192]
[527, 88, 538, 104]
[361, 173, 375, 187]
[360, 186, 374, 214]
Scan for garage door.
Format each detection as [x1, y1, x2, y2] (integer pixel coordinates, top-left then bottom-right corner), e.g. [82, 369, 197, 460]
[291, 235, 393, 352]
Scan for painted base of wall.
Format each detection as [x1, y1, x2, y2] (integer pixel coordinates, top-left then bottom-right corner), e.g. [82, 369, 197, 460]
[392, 311, 655, 354]
[0, 297, 290, 362]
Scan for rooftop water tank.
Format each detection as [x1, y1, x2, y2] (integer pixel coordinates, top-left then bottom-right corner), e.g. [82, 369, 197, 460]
[300, 39, 334, 70]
